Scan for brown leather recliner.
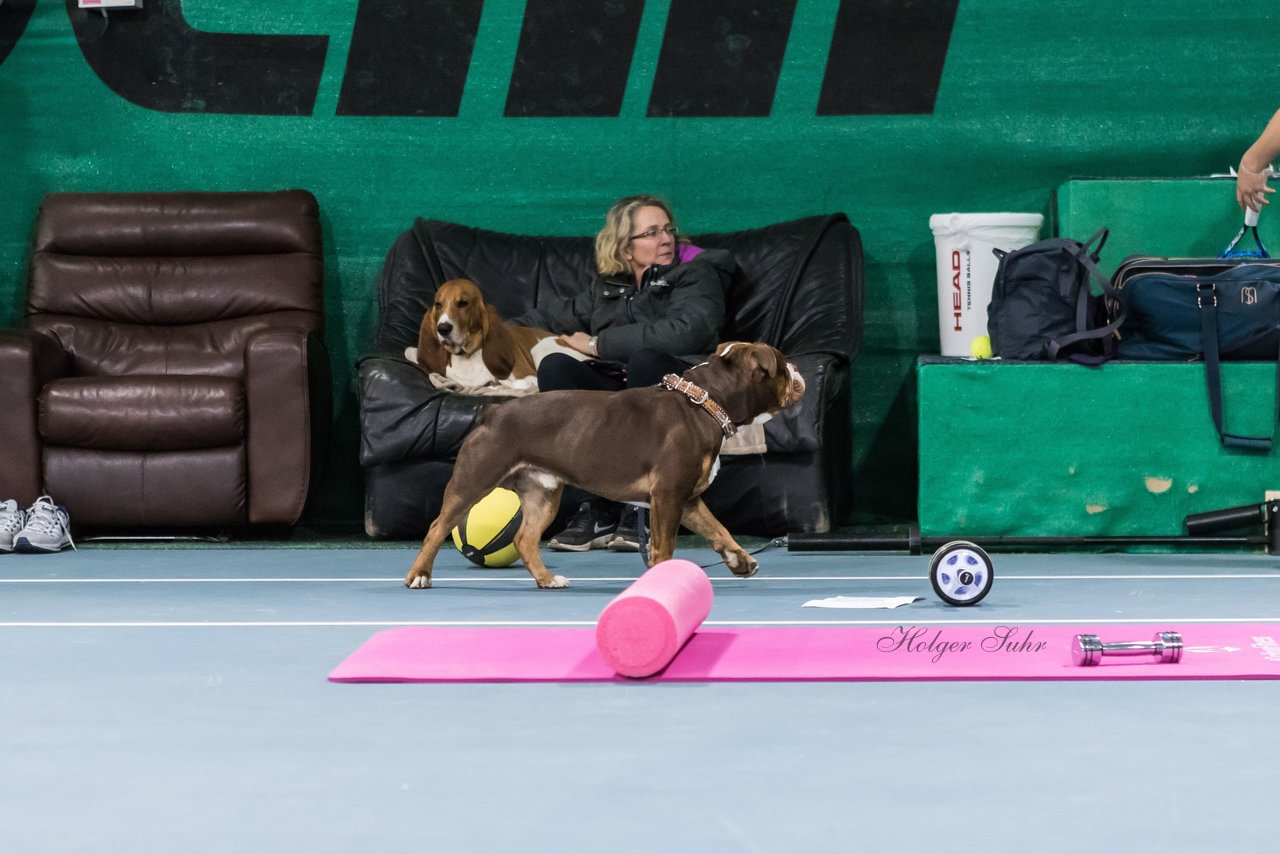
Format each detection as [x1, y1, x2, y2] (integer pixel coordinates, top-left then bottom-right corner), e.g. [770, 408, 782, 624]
[0, 190, 330, 529]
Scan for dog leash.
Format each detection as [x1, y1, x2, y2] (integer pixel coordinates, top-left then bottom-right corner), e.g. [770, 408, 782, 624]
[633, 509, 787, 569]
[697, 536, 788, 569]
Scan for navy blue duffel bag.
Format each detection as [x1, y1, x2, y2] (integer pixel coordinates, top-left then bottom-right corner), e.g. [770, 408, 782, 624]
[1114, 257, 1280, 450]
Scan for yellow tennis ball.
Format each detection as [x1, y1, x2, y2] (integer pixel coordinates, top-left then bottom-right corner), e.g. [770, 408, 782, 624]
[970, 335, 993, 359]
[451, 487, 522, 567]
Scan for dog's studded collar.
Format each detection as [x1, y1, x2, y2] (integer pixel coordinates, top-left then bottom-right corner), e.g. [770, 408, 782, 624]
[661, 374, 737, 437]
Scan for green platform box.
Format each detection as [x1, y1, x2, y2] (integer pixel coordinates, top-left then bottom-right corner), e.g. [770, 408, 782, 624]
[1053, 177, 1280, 272]
[917, 358, 1280, 538]
[915, 178, 1280, 538]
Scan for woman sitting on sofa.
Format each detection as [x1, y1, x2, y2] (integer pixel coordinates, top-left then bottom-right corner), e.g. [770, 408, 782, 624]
[510, 193, 734, 552]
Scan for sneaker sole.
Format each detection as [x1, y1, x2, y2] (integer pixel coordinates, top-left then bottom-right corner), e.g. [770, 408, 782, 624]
[607, 538, 641, 552]
[13, 539, 68, 554]
[548, 534, 614, 552]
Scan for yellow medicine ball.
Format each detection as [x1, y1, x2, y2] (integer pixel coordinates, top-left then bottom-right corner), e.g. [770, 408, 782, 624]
[451, 487, 523, 568]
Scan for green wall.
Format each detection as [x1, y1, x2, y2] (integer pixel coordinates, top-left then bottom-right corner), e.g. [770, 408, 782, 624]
[2, 1, 1278, 528]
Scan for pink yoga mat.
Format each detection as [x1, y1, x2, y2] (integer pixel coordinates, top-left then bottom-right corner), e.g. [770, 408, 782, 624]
[595, 559, 713, 678]
[328, 623, 1280, 683]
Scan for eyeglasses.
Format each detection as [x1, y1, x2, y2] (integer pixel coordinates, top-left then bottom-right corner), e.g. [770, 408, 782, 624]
[628, 224, 679, 242]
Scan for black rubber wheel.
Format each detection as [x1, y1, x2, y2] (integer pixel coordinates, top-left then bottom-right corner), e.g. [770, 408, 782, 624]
[929, 540, 994, 606]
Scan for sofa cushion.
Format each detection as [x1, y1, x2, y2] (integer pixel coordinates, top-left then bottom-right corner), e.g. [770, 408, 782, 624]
[371, 215, 860, 360]
[45, 446, 248, 528]
[39, 375, 245, 451]
[371, 220, 594, 355]
[28, 190, 325, 378]
[698, 215, 863, 357]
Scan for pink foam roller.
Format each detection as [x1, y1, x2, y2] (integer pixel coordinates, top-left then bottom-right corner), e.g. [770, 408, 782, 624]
[595, 559, 714, 678]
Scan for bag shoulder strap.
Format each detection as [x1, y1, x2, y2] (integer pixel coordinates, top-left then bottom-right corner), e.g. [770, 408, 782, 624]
[1071, 230, 1118, 298]
[1081, 226, 1108, 257]
[1045, 229, 1124, 360]
[1198, 281, 1277, 451]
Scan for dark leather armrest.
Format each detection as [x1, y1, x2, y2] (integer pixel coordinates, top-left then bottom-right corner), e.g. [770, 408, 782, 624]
[0, 329, 72, 503]
[357, 353, 507, 466]
[762, 352, 847, 453]
[245, 328, 330, 524]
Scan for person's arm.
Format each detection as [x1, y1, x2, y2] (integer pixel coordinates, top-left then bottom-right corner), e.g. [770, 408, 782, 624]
[509, 287, 593, 337]
[1238, 109, 1280, 211]
[595, 250, 731, 360]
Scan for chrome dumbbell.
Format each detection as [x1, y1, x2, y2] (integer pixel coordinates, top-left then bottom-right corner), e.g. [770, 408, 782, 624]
[1072, 631, 1183, 666]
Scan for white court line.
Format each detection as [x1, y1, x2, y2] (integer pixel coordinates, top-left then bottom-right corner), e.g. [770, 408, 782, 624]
[0, 577, 410, 584]
[0, 573, 1278, 584]
[2, 617, 1280, 628]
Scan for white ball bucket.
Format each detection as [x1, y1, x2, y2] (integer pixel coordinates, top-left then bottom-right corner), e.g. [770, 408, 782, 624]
[929, 213, 1044, 357]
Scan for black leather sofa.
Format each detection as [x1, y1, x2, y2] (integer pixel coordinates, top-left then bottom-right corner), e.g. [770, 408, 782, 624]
[357, 214, 862, 538]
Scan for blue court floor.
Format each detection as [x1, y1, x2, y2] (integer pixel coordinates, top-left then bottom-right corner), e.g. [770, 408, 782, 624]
[2, 543, 1278, 853]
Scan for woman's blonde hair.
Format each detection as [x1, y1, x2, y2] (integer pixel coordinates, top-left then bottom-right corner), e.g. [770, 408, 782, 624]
[594, 194, 679, 275]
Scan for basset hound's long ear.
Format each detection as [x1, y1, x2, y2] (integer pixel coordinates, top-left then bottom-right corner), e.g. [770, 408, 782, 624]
[479, 297, 494, 340]
[415, 299, 450, 375]
[481, 304, 516, 377]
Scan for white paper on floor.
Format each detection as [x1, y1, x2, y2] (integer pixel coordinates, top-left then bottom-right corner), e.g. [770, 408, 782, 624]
[802, 595, 924, 609]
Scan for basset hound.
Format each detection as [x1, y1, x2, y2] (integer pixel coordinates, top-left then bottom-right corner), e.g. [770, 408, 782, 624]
[405, 278, 585, 392]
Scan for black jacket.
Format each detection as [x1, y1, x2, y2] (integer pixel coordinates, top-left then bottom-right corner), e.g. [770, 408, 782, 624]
[510, 249, 733, 361]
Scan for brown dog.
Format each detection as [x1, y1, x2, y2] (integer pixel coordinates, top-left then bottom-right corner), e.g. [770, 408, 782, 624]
[407, 278, 583, 391]
[404, 341, 806, 589]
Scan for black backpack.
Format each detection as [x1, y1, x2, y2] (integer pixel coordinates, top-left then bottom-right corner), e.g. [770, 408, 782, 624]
[987, 228, 1124, 362]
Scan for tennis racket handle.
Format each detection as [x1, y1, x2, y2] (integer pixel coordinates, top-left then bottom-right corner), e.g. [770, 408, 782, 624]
[1246, 207, 1260, 227]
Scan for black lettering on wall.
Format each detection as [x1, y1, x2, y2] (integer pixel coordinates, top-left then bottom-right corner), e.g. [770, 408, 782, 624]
[337, 0, 483, 117]
[65, 0, 327, 115]
[0, 0, 36, 68]
[647, 0, 797, 118]
[505, 0, 644, 117]
[818, 0, 958, 115]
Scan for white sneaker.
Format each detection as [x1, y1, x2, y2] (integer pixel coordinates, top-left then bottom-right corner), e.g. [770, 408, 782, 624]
[0, 499, 27, 553]
[13, 496, 75, 554]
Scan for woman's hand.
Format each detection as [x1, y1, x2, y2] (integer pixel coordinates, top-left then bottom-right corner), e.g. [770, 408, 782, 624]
[1238, 110, 1280, 212]
[559, 331, 596, 356]
[1237, 163, 1275, 212]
